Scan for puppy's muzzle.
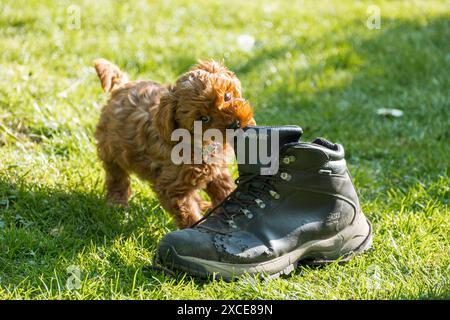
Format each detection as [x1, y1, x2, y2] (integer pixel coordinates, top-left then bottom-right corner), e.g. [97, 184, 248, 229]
[228, 120, 241, 129]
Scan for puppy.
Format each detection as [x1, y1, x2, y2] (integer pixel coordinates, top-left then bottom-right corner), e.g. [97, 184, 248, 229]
[93, 59, 255, 228]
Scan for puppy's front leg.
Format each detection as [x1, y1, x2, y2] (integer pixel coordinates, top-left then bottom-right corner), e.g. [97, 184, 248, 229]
[155, 165, 221, 228]
[206, 167, 235, 207]
[157, 190, 203, 229]
[194, 193, 212, 213]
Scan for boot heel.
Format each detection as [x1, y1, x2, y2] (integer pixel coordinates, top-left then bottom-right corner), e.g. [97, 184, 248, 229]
[300, 214, 373, 265]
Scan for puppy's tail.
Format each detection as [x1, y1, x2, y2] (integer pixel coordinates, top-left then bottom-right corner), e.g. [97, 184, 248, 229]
[94, 58, 129, 93]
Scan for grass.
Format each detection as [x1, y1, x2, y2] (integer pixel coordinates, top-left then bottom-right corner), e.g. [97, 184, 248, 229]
[0, 0, 449, 299]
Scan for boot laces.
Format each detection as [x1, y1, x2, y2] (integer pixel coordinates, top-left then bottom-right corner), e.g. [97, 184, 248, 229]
[191, 172, 281, 228]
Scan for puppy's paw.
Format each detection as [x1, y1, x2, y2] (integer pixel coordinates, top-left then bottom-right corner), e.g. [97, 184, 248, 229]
[176, 212, 203, 229]
[106, 193, 129, 208]
[198, 200, 212, 213]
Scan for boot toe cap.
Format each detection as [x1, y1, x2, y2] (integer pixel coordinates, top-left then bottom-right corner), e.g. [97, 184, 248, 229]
[157, 228, 219, 266]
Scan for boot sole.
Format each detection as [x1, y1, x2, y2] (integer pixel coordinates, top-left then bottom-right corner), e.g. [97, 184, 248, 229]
[157, 213, 373, 280]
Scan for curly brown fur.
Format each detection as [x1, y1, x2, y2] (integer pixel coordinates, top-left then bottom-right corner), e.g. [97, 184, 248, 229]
[94, 59, 255, 228]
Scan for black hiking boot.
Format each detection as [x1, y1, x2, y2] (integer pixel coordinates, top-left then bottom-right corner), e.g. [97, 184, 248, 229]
[156, 126, 372, 279]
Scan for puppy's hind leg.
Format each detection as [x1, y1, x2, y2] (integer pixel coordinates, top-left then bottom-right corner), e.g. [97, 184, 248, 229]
[103, 161, 131, 206]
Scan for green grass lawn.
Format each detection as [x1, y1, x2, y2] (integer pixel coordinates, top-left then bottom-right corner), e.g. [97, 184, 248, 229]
[0, 0, 449, 299]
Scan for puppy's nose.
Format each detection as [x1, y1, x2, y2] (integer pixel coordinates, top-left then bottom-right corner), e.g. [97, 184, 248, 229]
[228, 120, 240, 129]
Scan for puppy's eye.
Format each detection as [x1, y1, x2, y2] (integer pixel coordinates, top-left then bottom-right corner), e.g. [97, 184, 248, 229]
[224, 92, 232, 102]
[200, 115, 210, 123]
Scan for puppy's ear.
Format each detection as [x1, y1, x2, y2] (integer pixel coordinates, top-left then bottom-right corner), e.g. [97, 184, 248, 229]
[155, 93, 177, 144]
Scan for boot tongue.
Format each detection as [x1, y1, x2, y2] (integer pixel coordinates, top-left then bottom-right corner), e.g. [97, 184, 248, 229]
[232, 125, 303, 175]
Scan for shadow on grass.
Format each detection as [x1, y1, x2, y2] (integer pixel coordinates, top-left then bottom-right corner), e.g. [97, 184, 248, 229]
[0, 178, 172, 288]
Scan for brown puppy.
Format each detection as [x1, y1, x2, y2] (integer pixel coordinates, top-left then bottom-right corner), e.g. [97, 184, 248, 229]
[94, 59, 255, 228]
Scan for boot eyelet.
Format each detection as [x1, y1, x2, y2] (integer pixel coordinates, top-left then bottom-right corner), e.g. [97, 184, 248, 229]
[241, 208, 254, 219]
[282, 155, 296, 164]
[255, 199, 266, 208]
[228, 220, 237, 229]
[280, 172, 292, 181]
[269, 190, 280, 199]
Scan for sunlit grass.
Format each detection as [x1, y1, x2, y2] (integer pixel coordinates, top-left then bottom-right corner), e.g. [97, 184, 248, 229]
[0, 0, 449, 299]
